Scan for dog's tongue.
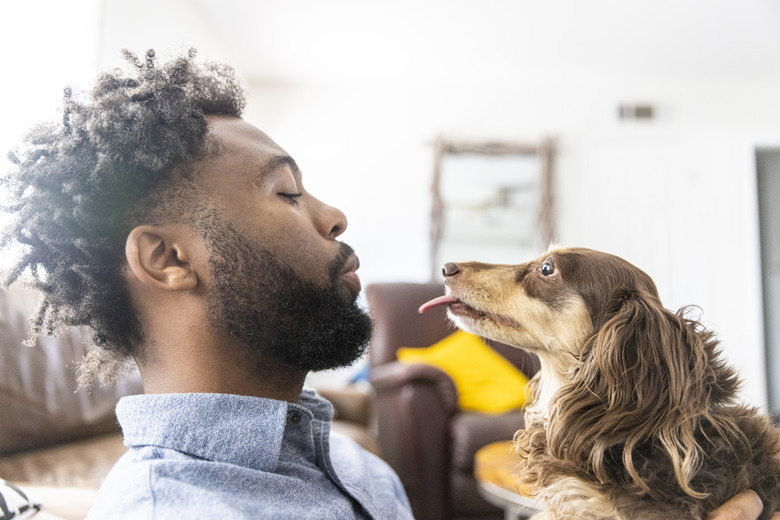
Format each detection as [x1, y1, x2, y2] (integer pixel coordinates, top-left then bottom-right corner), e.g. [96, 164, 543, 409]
[418, 295, 459, 314]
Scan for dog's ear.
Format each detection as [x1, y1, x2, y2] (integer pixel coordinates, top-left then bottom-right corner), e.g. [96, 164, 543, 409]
[547, 289, 739, 498]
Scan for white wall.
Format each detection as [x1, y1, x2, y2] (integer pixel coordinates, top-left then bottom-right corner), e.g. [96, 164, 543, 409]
[4, 0, 779, 406]
[0, 0, 102, 164]
[96, 0, 236, 73]
[95, 1, 780, 403]
[244, 73, 780, 406]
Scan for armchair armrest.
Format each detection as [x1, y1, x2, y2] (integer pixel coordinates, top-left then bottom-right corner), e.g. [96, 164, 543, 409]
[370, 361, 459, 520]
[370, 361, 459, 414]
[317, 385, 373, 427]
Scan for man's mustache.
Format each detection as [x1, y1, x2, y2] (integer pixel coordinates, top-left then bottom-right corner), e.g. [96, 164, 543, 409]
[330, 242, 357, 281]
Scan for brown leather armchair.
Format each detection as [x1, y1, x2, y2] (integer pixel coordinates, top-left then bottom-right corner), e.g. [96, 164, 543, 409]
[366, 282, 540, 520]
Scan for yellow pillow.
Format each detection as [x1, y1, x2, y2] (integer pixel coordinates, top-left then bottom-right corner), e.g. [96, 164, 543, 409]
[397, 330, 529, 414]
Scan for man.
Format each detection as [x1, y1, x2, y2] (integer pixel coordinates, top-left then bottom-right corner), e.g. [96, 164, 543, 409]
[4, 49, 409, 519]
[1, 50, 767, 519]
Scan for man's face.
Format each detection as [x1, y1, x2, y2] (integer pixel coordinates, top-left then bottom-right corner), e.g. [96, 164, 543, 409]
[191, 116, 372, 371]
[195, 116, 361, 298]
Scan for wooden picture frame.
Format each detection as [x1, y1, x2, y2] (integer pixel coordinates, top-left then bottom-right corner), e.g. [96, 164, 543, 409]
[430, 137, 555, 279]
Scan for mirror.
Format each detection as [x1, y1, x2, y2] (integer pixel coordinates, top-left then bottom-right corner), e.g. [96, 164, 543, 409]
[430, 137, 555, 279]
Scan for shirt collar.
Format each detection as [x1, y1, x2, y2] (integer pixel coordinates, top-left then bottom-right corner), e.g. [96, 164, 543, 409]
[116, 389, 333, 471]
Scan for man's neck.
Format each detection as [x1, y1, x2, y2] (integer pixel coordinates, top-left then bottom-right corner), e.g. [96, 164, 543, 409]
[135, 340, 308, 403]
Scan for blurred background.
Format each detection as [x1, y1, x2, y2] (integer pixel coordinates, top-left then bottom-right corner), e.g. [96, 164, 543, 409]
[1, 0, 779, 411]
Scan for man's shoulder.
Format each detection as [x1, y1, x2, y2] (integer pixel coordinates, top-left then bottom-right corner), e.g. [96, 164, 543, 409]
[85, 448, 271, 519]
[85, 451, 155, 519]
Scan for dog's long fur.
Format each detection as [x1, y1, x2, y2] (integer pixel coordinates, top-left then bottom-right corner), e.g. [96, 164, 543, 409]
[442, 247, 780, 520]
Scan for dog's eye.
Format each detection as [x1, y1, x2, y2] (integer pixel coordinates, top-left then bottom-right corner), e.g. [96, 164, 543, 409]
[541, 260, 556, 276]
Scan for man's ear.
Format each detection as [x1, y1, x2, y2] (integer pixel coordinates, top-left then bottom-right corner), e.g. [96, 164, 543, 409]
[125, 225, 199, 291]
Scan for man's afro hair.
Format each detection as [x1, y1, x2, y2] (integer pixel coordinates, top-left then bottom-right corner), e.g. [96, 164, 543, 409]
[1, 48, 245, 385]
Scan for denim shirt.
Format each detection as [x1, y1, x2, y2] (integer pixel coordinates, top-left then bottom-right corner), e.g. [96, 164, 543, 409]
[86, 390, 413, 519]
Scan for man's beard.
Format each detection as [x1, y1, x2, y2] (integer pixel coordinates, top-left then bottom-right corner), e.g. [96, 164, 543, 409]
[199, 214, 372, 372]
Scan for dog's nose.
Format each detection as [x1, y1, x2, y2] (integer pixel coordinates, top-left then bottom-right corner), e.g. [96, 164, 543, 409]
[442, 263, 460, 277]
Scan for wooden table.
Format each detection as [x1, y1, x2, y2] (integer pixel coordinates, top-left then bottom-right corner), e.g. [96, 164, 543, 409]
[473, 441, 543, 520]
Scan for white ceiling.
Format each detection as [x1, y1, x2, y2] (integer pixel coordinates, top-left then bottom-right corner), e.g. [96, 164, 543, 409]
[190, 0, 780, 85]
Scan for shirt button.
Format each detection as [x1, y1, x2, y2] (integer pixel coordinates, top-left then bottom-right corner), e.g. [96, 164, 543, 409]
[287, 410, 303, 425]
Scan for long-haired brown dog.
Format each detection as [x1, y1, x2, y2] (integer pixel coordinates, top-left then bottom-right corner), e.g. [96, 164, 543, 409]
[420, 247, 780, 519]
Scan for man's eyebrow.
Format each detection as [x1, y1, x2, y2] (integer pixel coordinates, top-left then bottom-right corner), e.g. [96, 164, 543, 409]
[265, 155, 301, 177]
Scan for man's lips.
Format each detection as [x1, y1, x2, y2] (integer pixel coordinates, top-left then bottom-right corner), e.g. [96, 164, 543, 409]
[418, 294, 521, 328]
[341, 255, 361, 293]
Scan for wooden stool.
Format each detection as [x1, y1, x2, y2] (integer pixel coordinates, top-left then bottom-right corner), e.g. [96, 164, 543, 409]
[473, 441, 542, 520]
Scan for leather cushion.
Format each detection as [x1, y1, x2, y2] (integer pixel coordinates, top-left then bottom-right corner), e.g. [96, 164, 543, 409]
[449, 410, 525, 472]
[0, 432, 126, 487]
[0, 286, 143, 456]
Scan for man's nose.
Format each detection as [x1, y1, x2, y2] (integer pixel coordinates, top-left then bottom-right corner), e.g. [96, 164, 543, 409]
[312, 198, 348, 238]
